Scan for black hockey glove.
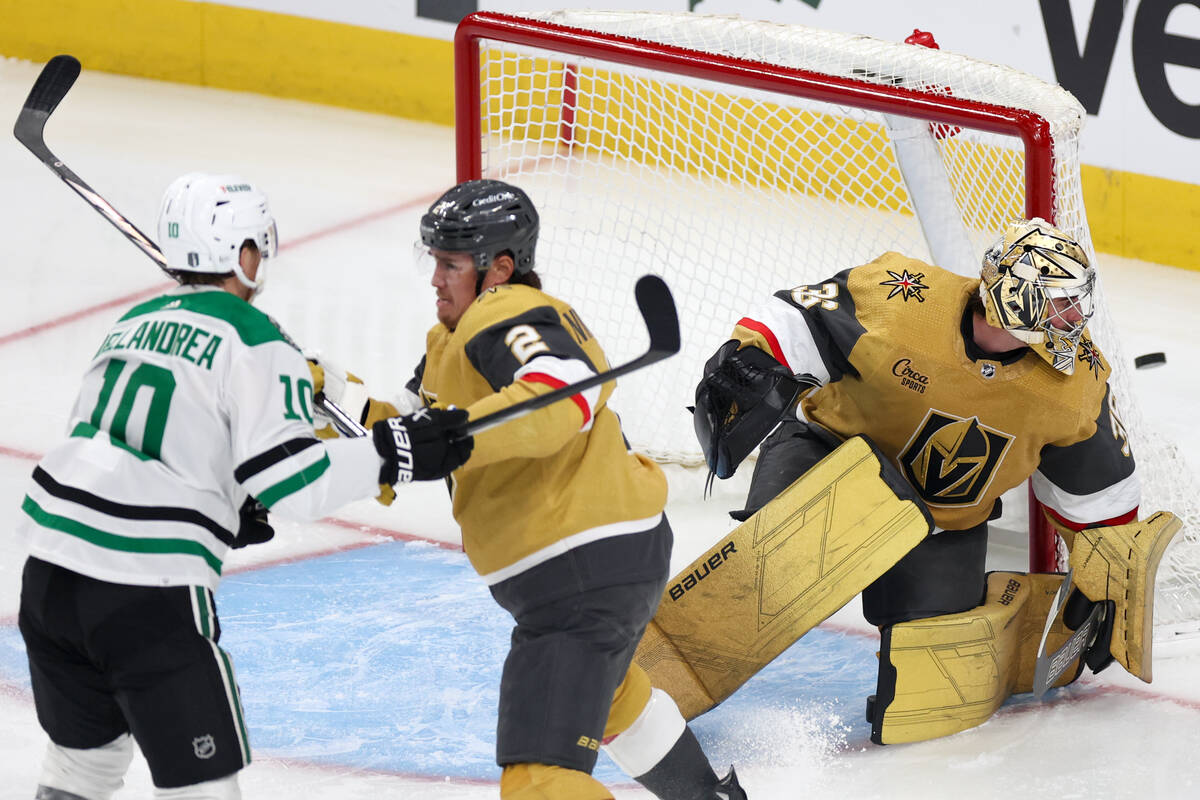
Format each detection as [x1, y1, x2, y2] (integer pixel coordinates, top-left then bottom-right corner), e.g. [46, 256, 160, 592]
[233, 497, 275, 548]
[1063, 588, 1116, 674]
[372, 407, 474, 483]
[693, 340, 817, 479]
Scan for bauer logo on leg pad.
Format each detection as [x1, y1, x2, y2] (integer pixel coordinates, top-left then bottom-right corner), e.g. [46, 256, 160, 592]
[386, 417, 414, 483]
[668, 540, 737, 601]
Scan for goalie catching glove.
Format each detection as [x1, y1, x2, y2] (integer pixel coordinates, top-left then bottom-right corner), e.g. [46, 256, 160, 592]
[372, 407, 474, 483]
[693, 340, 818, 479]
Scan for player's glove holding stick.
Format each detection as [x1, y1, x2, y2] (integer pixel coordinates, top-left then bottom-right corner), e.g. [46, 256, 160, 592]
[372, 407, 474, 483]
[233, 497, 275, 548]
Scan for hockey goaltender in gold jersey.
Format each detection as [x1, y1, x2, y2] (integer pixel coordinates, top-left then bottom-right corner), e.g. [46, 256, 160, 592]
[635, 218, 1181, 745]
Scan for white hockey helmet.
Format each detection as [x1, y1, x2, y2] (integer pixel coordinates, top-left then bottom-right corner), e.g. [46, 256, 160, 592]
[979, 217, 1095, 375]
[157, 173, 278, 296]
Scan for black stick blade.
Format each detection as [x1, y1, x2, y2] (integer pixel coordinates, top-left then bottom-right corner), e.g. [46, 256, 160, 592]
[634, 274, 681, 357]
[15, 55, 81, 149]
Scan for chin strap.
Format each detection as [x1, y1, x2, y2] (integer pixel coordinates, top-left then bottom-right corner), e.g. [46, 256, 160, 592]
[233, 259, 267, 299]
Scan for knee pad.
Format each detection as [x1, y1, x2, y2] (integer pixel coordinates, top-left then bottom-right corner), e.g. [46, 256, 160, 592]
[499, 763, 612, 800]
[602, 688, 686, 778]
[39, 734, 133, 800]
[861, 524, 988, 626]
[151, 773, 240, 800]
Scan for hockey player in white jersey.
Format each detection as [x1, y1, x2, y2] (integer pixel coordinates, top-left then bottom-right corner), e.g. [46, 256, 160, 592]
[16, 173, 473, 800]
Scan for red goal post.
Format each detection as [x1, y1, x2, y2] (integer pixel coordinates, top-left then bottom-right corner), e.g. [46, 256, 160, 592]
[451, 10, 1197, 628]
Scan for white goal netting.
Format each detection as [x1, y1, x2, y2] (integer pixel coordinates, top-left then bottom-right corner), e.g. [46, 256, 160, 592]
[458, 10, 1200, 636]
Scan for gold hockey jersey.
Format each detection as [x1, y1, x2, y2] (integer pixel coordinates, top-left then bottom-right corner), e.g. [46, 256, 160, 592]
[730, 253, 1139, 532]
[415, 284, 667, 582]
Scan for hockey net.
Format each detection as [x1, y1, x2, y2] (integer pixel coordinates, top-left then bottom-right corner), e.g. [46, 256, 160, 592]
[454, 10, 1200, 638]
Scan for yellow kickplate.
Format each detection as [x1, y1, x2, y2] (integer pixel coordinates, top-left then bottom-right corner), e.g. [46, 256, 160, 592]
[635, 436, 930, 720]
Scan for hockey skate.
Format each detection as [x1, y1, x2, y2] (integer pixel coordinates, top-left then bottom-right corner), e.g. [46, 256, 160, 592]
[714, 766, 747, 800]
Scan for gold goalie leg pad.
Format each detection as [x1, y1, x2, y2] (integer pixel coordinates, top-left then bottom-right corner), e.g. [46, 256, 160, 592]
[871, 571, 1085, 745]
[633, 435, 932, 721]
[1056, 511, 1183, 682]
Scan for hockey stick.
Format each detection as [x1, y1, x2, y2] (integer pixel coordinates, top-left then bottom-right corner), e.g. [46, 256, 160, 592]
[460, 274, 680, 437]
[16, 57, 680, 442]
[310, 275, 679, 441]
[1031, 566, 1103, 699]
[14, 54, 364, 436]
[15, 55, 170, 274]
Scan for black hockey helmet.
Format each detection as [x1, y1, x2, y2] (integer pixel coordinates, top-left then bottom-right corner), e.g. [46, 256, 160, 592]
[419, 179, 539, 274]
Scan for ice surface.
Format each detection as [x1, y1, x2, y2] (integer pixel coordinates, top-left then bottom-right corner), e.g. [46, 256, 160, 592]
[1, 59, 1198, 799]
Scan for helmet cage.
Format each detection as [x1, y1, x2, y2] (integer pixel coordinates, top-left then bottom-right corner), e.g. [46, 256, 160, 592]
[980, 219, 1094, 374]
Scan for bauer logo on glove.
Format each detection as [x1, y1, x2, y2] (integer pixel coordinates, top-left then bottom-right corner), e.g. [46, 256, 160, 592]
[385, 416, 416, 483]
[372, 406, 474, 483]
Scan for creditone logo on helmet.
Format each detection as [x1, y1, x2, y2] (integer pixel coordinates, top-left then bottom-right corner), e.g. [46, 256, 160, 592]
[472, 191, 515, 206]
[219, 184, 253, 193]
[420, 179, 540, 274]
[898, 410, 1013, 507]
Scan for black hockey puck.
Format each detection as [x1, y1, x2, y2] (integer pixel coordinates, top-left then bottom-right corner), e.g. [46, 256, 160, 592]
[1134, 352, 1166, 369]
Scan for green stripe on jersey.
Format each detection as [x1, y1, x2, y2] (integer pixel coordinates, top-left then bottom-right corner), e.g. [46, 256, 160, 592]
[120, 292, 286, 347]
[256, 453, 331, 509]
[22, 496, 223, 575]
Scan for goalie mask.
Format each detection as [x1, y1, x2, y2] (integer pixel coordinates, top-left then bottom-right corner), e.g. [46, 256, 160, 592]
[979, 218, 1095, 375]
[418, 179, 539, 274]
[157, 173, 278, 297]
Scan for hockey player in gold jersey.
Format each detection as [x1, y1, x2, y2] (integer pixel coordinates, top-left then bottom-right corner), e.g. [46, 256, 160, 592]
[397, 180, 746, 799]
[678, 218, 1174, 743]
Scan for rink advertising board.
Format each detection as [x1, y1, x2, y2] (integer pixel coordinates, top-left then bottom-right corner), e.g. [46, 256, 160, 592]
[1, 0, 1196, 268]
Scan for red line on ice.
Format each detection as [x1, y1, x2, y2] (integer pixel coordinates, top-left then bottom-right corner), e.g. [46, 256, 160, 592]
[0, 192, 440, 349]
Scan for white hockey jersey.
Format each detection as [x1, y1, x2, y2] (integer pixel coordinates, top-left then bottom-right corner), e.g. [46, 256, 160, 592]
[18, 285, 381, 591]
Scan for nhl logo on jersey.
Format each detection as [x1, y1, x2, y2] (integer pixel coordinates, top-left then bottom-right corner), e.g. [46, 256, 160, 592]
[980, 363, 996, 379]
[192, 734, 216, 760]
[898, 410, 1013, 506]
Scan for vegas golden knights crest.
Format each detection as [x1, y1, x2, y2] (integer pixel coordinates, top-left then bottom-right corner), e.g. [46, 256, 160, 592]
[898, 410, 1014, 507]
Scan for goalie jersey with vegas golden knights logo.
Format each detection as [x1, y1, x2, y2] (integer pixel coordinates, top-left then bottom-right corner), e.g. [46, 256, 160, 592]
[17, 286, 381, 591]
[412, 283, 668, 585]
[732, 252, 1139, 531]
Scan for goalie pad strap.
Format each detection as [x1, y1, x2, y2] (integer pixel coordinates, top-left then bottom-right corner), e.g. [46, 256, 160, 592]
[633, 435, 932, 720]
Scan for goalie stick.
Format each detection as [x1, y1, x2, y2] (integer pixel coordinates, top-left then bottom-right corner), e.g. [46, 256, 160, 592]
[1031, 566, 1103, 699]
[15, 55, 682, 442]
